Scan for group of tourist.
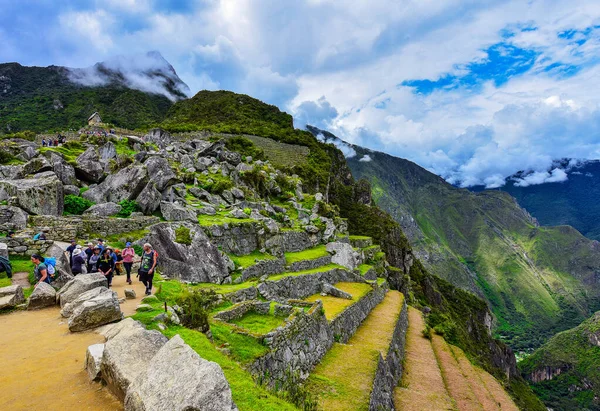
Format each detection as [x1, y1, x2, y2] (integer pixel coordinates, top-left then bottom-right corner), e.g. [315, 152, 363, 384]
[31, 239, 158, 295]
[41, 134, 66, 147]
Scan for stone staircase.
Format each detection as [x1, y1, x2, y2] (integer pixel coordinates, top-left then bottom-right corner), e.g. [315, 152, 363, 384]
[394, 307, 518, 411]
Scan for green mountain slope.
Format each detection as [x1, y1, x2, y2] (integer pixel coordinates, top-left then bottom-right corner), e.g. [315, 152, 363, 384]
[472, 160, 600, 241]
[309, 127, 600, 350]
[520, 311, 600, 410]
[0, 53, 188, 132]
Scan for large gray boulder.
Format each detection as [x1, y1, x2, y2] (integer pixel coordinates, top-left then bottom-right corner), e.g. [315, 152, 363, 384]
[326, 242, 360, 270]
[84, 202, 122, 217]
[27, 282, 57, 310]
[99, 141, 117, 160]
[160, 202, 197, 222]
[83, 164, 148, 204]
[57, 273, 108, 307]
[136, 182, 162, 214]
[0, 174, 64, 215]
[85, 343, 105, 381]
[68, 289, 122, 332]
[47, 152, 77, 186]
[139, 223, 230, 284]
[101, 323, 168, 400]
[0, 164, 25, 180]
[144, 156, 178, 191]
[61, 286, 109, 318]
[75, 147, 104, 183]
[0, 205, 28, 231]
[124, 335, 235, 411]
[23, 157, 52, 175]
[143, 128, 172, 149]
[0, 285, 25, 309]
[46, 243, 72, 276]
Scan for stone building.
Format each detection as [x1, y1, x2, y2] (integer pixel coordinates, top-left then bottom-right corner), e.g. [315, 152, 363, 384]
[88, 112, 102, 126]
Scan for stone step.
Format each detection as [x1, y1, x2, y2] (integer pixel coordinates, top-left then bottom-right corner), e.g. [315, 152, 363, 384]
[393, 307, 456, 411]
[349, 235, 373, 248]
[308, 290, 408, 411]
[356, 263, 377, 280]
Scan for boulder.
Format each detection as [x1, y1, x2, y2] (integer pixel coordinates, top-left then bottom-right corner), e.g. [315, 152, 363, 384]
[230, 187, 244, 199]
[99, 317, 144, 340]
[47, 152, 77, 186]
[125, 289, 136, 299]
[83, 164, 148, 204]
[99, 141, 117, 160]
[0, 205, 28, 231]
[85, 343, 105, 381]
[23, 157, 52, 175]
[160, 202, 197, 222]
[322, 283, 353, 299]
[0, 174, 64, 216]
[51, 271, 74, 291]
[101, 324, 168, 400]
[218, 150, 242, 166]
[326, 242, 360, 270]
[143, 128, 172, 149]
[136, 304, 153, 312]
[197, 140, 224, 158]
[68, 289, 122, 332]
[61, 286, 109, 318]
[138, 223, 230, 284]
[46, 243, 72, 276]
[63, 185, 80, 196]
[75, 147, 104, 183]
[144, 156, 178, 191]
[27, 282, 57, 310]
[84, 202, 122, 217]
[0, 285, 25, 309]
[57, 273, 108, 307]
[124, 335, 235, 411]
[135, 182, 162, 214]
[0, 164, 25, 180]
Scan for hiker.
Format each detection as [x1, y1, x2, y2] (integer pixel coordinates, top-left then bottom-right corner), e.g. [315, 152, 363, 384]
[114, 249, 123, 276]
[96, 239, 105, 253]
[41, 138, 47, 147]
[84, 242, 94, 261]
[122, 242, 135, 285]
[71, 248, 85, 275]
[138, 243, 157, 295]
[33, 230, 47, 240]
[98, 248, 115, 287]
[66, 239, 77, 267]
[87, 246, 101, 273]
[31, 254, 50, 285]
[7, 231, 15, 238]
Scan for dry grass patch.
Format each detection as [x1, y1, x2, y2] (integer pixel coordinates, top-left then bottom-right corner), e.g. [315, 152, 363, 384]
[394, 307, 456, 411]
[308, 291, 404, 411]
[304, 282, 373, 320]
[432, 334, 483, 411]
[474, 367, 519, 411]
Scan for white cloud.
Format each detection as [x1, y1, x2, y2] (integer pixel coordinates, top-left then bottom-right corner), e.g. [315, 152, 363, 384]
[513, 168, 568, 187]
[359, 154, 372, 162]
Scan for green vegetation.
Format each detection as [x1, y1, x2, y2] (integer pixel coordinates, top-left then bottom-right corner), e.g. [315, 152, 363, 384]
[174, 226, 192, 245]
[197, 212, 255, 227]
[224, 136, 265, 161]
[0, 273, 10, 287]
[358, 264, 373, 276]
[305, 282, 373, 320]
[285, 245, 329, 265]
[0, 130, 36, 141]
[175, 288, 218, 333]
[63, 194, 94, 215]
[116, 199, 140, 218]
[229, 312, 286, 335]
[228, 251, 276, 269]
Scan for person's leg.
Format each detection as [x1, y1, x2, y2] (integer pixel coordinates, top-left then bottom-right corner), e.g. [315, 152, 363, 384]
[124, 262, 132, 283]
[107, 272, 113, 287]
[146, 273, 154, 295]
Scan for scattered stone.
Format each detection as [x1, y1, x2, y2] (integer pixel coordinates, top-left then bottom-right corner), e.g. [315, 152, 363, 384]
[83, 164, 148, 204]
[141, 295, 159, 304]
[99, 317, 144, 340]
[0, 285, 24, 309]
[62, 184, 80, 196]
[0, 174, 64, 216]
[125, 289, 136, 299]
[68, 289, 122, 332]
[99, 141, 117, 160]
[144, 156, 178, 191]
[57, 273, 108, 307]
[84, 202, 122, 217]
[60, 286, 109, 318]
[75, 147, 104, 183]
[160, 202, 197, 222]
[143, 128, 172, 149]
[124, 335, 235, 411]
[85, 343, 105, 381]
[322, 283, 353, 300]
[136, 182, 162, 214]
[228, 208, 248, 219]
[136, 304, 153, 312]
[326, 242, 360, 270]
[230, 187, 244, 199]
[27, 282, 57, 310]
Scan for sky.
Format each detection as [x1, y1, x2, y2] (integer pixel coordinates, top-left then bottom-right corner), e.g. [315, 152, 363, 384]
[2, 0, 600, 187]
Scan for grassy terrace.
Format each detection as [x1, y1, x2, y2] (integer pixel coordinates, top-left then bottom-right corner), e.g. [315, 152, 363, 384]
[305, 282, 373, 320]
[308, 291, 405, 410]
[229, 251, 277, 269]
[229, 311, 286, 334]
[197, 211, 255, 227]
[284, 245, 329, 265]
[358, 264, 373, 276]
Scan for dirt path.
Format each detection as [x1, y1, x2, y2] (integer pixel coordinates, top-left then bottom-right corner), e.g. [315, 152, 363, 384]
[394, 307, 456, 410]
[0, 275, 148, 410]
[11, 271, 31, 288]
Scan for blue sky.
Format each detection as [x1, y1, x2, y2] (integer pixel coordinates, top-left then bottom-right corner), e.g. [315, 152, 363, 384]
[1, 0, 600, 187]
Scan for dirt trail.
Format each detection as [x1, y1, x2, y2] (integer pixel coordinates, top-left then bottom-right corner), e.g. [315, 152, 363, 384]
[11, 271, 31, 288]
[0, 274, 148, 410]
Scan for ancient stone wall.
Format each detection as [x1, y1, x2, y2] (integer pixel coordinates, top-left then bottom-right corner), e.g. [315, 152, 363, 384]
[29, 215, 159, 241]
[213, 300, 271, 322]
[368, 300, 408, 411]
[287, 255, 332, 273]
[224, 287, 258, 303]
[204, 221, 262, 256]
[330, 283, 388, 343]
[240, 257, 286, 281]
[0, 237, 54, 256]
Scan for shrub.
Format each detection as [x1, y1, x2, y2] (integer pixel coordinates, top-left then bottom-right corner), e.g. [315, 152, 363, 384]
[243, 208, 252, 216]
[175, 226, 192, 245]
[176, 289, 219, 333]
[224, 136, 265, 161]
[0, 130, 36, 141]
[64, 195, 94, 215]
[116, 200, 140, 218]
[209, 179, 234, 194]
[0, 149, 15, 164]
[240, 168, 269, 198]
[133, 244, 143, 256]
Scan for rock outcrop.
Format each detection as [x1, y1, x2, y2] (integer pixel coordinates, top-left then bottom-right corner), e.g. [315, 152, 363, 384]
[0, 284, 25, 309]
[75, 147, 104, 183]
[27, 282, 57, 309]
[68, 289, 122, 332]
[83, 164, 148, 204]
[0, 174, 64, 215]
[84, 202, 122, 217]
[0, 205, 28, 231]
[124, 335, 235, 411]
[57, 273, 108, 307]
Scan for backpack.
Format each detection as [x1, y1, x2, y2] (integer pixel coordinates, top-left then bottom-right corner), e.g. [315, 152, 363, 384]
[44, 257, 57, 277]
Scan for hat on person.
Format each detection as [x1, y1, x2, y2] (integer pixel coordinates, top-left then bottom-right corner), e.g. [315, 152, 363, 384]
[126, 242, 131, 247]
[88, 242, 93, 247]
[97, 238, 104, 242]
[94, 245, 101, 250]
[76, 244, 82, 249]
[73, 249, 82, 256]
[70, 239, 76, 243]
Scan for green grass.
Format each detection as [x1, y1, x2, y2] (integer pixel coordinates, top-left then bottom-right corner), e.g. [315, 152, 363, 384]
[348, 235, 372, 240]
[357, 264, 373, 276]
[198, 212, 255, 227]
[285, 245, 329, 265]
[229, 251, 277, 269]
[0, 274, 10, 287]
[229, 312, 286, 335]
[269, 264, 343, 281]
[9, 257, 34, 274]
[305, 282, 373, 320]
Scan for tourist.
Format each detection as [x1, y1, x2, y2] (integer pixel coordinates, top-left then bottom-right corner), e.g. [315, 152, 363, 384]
[96, 238, 105, 253]
[98, 248, 115, 287]
[71, 248, 85, 275]
[88, 246, 101, 273]
[122, 242, 135, 285]
[7, 231, 15, 238]
[33, 230, 47, 240]
[138, 243, 157, 295]
[41, 138, 46, 147]
[31, 254, 50, 285]
[84, 242, 94, 261]
[66, 239, 77, 267]
[114, 249, 123, 276]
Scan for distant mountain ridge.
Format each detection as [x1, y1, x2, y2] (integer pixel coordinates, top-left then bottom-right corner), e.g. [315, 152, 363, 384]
[471, 160, 600, 241]
[0, 51, 189, 132]
[308, 126, 600, 351]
